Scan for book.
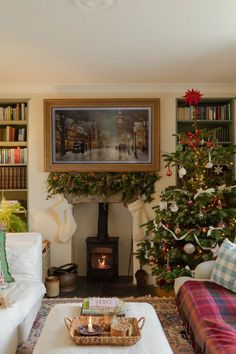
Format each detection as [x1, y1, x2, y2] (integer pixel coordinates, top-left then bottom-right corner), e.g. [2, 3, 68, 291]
[81, 297, 126, 316]
[0, 107, 4, 120]
[21, 103, 25, 120]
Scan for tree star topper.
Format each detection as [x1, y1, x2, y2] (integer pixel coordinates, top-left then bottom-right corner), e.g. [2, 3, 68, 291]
[183, 89, 203, 105]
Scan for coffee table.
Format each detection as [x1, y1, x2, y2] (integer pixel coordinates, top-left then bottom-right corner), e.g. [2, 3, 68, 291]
[33, 302, 173, 354]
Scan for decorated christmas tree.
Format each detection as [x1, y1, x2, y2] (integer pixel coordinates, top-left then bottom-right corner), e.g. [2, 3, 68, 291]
[136, 89, 236, 290]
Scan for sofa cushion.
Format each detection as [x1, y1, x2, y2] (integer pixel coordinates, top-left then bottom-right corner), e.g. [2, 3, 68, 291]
[194, 260, 216, 279]
[211, 238, 236, 292]
[6, 233, 42, 282]
[0, 231, 14, 284]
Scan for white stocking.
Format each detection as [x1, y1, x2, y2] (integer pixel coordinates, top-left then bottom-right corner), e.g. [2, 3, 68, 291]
[128, 199, 154, 241]
[52, 197, 77, 242]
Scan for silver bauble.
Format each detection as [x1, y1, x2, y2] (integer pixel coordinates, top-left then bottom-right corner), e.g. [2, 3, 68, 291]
[183, 243, 196, 254]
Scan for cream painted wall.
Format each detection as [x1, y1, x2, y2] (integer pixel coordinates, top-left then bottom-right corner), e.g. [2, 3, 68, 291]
[1, 84, 235, 280]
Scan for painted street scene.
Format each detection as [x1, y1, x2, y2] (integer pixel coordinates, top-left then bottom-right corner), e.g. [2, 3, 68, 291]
[52, 107, 151, 164]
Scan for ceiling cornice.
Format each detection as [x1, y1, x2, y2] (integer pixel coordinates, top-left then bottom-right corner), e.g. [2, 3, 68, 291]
[0, 83, 235, 95]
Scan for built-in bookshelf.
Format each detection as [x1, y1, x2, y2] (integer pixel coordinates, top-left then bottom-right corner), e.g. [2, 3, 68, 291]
[0, 100, 28, 226]
[176, 98, 234, 145]
[176, 98, 235, 184]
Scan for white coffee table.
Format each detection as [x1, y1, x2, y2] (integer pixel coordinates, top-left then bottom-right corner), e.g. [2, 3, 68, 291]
[33, 302, 173, 354]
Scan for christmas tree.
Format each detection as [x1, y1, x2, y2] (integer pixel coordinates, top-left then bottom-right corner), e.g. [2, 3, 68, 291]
[136, 89, 236, 290]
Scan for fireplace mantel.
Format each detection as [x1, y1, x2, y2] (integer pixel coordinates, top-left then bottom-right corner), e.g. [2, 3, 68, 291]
[65, 193, 138, 204]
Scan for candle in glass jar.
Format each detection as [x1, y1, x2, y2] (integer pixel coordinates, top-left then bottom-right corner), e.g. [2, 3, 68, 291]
[88, 316, 93, 332]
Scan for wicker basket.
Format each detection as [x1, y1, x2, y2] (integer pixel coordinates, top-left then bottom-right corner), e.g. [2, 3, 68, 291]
[64, 315, 145, 346]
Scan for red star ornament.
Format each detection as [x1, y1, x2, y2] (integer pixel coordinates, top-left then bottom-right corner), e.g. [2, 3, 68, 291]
[183, 89, 203, 106]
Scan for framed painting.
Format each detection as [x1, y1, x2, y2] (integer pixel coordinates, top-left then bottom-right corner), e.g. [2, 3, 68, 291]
[44, 98, 160, 172]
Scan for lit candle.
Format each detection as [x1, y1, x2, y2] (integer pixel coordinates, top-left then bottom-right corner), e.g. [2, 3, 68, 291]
[88, 316, 93, 332]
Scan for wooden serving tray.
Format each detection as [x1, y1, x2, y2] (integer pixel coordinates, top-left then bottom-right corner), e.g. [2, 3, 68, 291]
[64, 315, 145, 346]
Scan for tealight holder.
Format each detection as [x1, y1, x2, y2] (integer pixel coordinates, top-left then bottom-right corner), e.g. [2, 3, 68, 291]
[78, 324, 102, 336]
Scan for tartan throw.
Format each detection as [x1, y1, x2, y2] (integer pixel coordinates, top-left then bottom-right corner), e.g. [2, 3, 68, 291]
[177, 280, 236, 354]
[211, 238, 236, 292]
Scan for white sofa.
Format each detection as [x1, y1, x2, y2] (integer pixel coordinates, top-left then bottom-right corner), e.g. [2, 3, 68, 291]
[174, 259, 216, 295]
[0, 232, 46, 354]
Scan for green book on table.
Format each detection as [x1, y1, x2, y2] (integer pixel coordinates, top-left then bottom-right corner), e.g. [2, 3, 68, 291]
[81, 297, 126, 316]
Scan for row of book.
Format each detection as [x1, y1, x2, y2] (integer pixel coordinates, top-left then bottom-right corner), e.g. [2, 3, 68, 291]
[0, 166, 27, 189]
[0, 127, 27, 142]
[178, 104, 231, 121]
[214, 127, 230, 142]
[0, 147, 27, 164]
[0, 103, 27, 121]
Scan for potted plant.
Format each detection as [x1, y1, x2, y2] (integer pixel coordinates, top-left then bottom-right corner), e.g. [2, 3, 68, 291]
[0, 195, 27, 232]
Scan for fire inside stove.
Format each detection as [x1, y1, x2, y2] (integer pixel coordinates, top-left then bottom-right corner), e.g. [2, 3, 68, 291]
[91, 247, 112, 270]
[98, 254, 110, 269]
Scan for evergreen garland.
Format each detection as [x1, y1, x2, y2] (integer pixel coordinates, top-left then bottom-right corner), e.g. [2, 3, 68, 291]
[47, 171, 160, 203]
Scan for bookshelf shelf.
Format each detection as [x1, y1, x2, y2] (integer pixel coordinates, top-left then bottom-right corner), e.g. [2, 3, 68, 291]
[177, 120, 232, 124]
[0, 99, 28, 228]
[0, 142, 27, 147]
[0, 120, 27, 126]
[0, 163, 27, 166]
[0, 189, 27, 192]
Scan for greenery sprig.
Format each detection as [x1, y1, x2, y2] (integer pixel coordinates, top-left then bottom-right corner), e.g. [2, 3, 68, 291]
[47, 171, 160, 203]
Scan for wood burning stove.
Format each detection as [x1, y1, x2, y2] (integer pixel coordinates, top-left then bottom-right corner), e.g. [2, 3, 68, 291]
[86, 203, 119, 282]
[86, 236, 119, 282]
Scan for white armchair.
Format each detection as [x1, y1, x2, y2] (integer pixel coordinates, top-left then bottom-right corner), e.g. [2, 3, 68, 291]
[174, 260, 216, 295]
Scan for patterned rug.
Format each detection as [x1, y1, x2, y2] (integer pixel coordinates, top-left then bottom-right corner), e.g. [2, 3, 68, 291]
[16, 296, 194, 354]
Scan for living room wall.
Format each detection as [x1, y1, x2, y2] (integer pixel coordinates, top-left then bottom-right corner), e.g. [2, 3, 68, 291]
[1, 83, 235, 279]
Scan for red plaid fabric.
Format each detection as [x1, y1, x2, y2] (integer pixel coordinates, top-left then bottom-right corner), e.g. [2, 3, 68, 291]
[176, 280, 236, 354]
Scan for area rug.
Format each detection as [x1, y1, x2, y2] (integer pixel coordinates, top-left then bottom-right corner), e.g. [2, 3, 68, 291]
[16, 296, 194, 354]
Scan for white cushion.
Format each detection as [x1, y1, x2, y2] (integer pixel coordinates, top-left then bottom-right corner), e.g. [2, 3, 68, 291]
[6, 232, 42, 282]
[194, 260, 216, 279]
[211, 238, 236, 292]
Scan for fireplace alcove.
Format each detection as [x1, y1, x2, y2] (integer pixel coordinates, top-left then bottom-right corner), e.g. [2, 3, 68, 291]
[86, 203, 119, 282]
[66, 194, 134, 281]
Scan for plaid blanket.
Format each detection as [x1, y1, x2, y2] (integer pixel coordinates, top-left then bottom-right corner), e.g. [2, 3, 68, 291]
[176, 280, 236, 354]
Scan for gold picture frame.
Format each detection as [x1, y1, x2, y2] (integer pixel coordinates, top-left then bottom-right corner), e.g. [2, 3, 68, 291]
[44, 98, 160, 172]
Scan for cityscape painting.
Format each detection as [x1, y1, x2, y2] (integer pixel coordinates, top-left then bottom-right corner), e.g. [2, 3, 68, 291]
[44, 98, 160, 172]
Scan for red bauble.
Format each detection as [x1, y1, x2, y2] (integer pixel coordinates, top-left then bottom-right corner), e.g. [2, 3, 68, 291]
[188, 199, 193, 207]
[166, 168, 172, 176]
[166, 265, 171, 272]
[162, 242, 168, 254]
